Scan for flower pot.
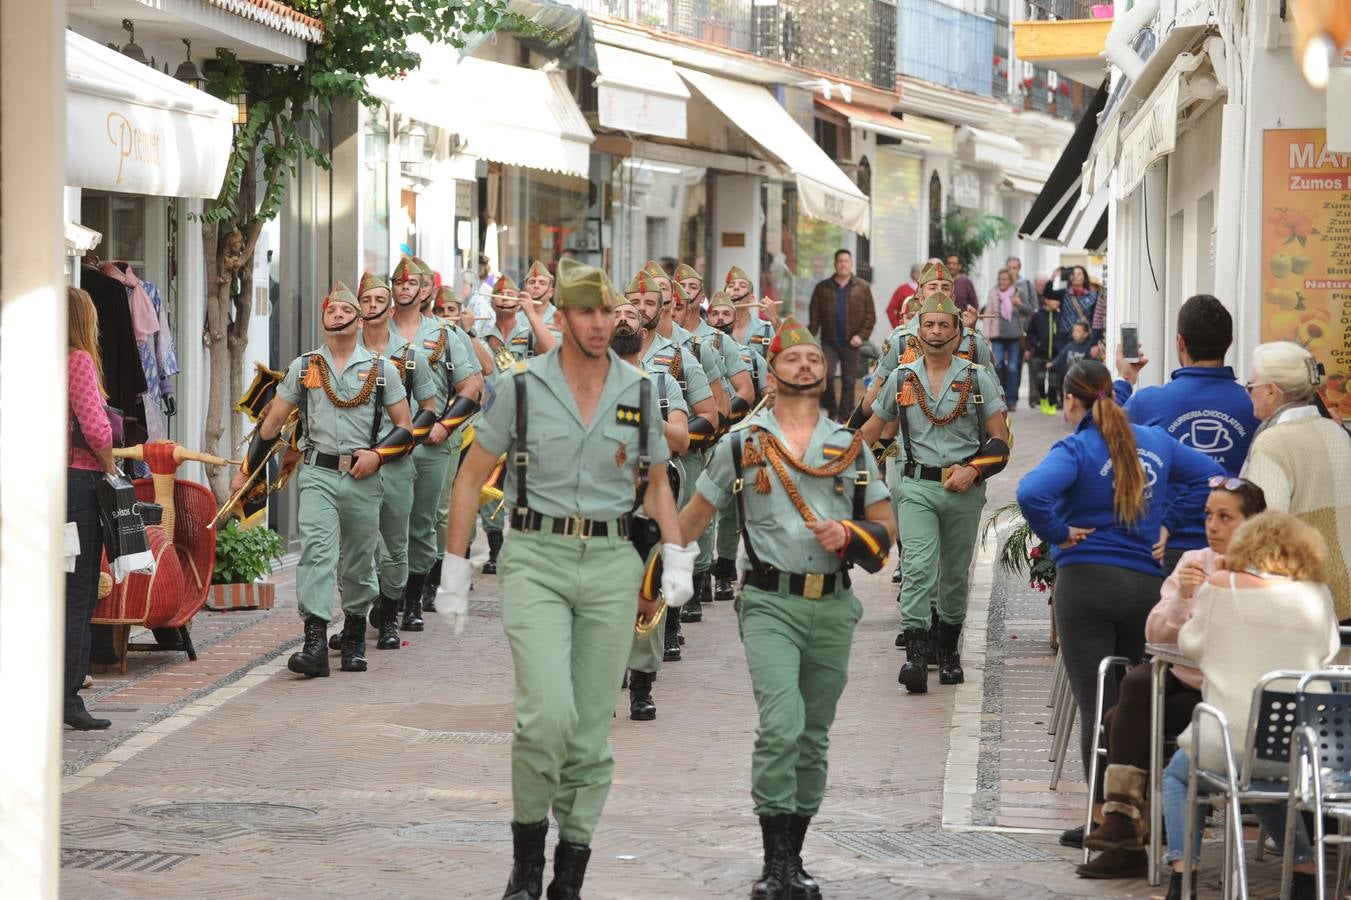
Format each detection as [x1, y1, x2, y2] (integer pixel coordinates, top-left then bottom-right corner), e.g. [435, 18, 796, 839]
[207, 580, 276, 611]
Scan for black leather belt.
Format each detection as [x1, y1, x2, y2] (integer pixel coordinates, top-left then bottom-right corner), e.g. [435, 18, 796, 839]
[903, 462, 960, 482]
[509, 509, 631, 540]
[307, 450, 352, 471]
[742, 567, 850, 600]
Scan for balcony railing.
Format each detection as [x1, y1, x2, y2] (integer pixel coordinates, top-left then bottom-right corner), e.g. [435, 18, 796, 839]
[897, 0, 995, 97]
[1024, 0, 1101, 20]
[567, 0, 757, 52]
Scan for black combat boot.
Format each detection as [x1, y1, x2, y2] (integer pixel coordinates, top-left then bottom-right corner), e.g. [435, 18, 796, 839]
[339, 613, 368, 672]
[628, 669, 656, 721]
[502, 819, 548, 900]
[545, 839, 591, 900]
[786, 814, 822, 899]
[713, 556, 737, 602]
[483, 529, 504, 574]
[927, 607, 941, 669]
[663, 608, 682, 662]
[288, 615, 330, 678]
[680, 572, 706, 623]
[423, 557, 442, 612]
[401, 570, 426, 631]
[376, 595, 401, 650]
[897, 628, 929, 694]
[937, 621, 965, 685]
[751, 814, 793, 900]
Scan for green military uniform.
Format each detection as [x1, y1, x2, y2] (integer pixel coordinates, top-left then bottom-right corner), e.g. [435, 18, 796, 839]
[476, 307, 538, 567]
[472, 269, 670, 851]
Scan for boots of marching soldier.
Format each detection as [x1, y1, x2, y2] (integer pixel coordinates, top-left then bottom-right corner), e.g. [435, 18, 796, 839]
[423, 557, 442, 612]
[713, 556, 737, 602]
[897, 628, 930, 694]
[891, 539, 903, 585]
[787, 814, 822, 899]
[545, 839, 591, 900]
[483, 529, 504, 575]
[927, 607, 941, 669]
[752, 814, 793, 900]
[402, 570, 427, 631]
[680, 571, 707, 623]
[628, 669, 657, 721]
[502, 819, 548, 900]
[375, 595, 401, 650]
[663, 607, 682, 662]
[937, 621, 965, 685]
[288, 616, 330, 678]
[339, 612, 368, 672]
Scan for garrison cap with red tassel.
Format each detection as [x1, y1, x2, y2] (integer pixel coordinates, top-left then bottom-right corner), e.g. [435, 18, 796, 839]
[391, 256, 419, 283]
[724, 265, 750, 287]
[321, 281, 360, 314]
[766, 316, 817, 364]
[673, 263, 701, 284]
[642, 260, 668, 281]
[496, 274, 519, 295]
[707, 290, 734, 311]
[358, 272, 389, 297]
[918, 260, 953, 286]
[526, 259, 553, 283]
[624, 270, 661, 299]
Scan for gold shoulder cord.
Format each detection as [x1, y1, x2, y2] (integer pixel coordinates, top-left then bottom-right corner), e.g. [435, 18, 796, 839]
[741, 427, 865, 523]
[898, 367, 975, 426]
[668, 345, 684, 380]
[302, 355, 380, 408]
[426, 327, 447, 365]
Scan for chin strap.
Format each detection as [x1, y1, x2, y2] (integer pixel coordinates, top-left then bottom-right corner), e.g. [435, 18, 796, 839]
[687, 414, 717, 449]
[837, 519, 889, 573]
[242, 429, 281, 477]
[962, 436, 1010, 482]
[371, 426, 415, 462]
[438, 393, 481, 432]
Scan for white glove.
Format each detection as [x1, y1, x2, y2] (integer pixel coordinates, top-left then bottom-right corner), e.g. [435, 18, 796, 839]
[437, 553, 472, 635]
[660, 541, 699, 609]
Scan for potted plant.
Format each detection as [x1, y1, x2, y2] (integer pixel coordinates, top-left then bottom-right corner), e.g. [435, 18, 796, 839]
[982, 500, 1060, 647]
[207, 521, 284, 611]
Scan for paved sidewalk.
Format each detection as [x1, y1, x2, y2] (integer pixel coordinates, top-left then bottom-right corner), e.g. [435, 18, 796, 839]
[58, 402, 1285, 898]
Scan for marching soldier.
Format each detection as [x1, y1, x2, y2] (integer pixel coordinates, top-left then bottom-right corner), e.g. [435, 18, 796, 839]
[725, 266, 778, 350]
[860, 292, 1010, 693]
[230, 283, 413, 677]
[412, 256, 437, 314]
[677, 317, 894, 900]
[391, 258, 483, 632]
[439, 259, 696, 900]
[523, 259, 558, 325]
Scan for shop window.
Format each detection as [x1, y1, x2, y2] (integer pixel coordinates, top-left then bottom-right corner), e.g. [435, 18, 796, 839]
[928, 171, 944, 259]
[81, 192, 146, 269]
[611, 158, 708, 285]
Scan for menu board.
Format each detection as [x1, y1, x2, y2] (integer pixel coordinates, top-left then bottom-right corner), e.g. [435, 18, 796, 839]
[1261, 129, 1351, 417]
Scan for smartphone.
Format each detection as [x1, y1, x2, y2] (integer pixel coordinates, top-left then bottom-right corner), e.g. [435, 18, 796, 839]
[1120, 322, 1140, 363]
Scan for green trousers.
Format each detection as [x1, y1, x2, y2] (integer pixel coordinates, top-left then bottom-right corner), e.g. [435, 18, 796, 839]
[739, 583, 862, 817]
[407, 440, 452, 576]
[627, 611, 663, 674]
[499, 529, 643, 843]
[434, 437, 464, 557]
[897, 476, 985, 631]
[295, 463, 383, 622]
[715, 498, 740, 563]
[681, 452, 716, 573]
[376, 456, 416, 598]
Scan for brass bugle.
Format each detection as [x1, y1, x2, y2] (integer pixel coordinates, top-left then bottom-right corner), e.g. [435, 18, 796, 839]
[210, 414, 299, 529]
[635, 596, 667, 637]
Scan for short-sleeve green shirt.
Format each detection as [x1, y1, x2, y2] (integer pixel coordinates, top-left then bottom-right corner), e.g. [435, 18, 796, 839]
[697, 410, 889, 574]
[406, 317, 474, 406]
[735, 317, 774, 358]
[276, 343, 407, 455]
[642, 335, 713, 407]
[695, 319, 750, 386]
[674, 321, 725, 387]
[360, 329, 437, 407]
[473, 349, 671, 520]
[870, 355, 1005, 467]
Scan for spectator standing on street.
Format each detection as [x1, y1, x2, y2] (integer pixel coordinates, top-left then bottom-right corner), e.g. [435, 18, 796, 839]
[1050, 321, 1094, 380]
[1025, 293, 1062, 412]
[983, 267, 1025, 407]
[886, 264, 921, 328]
[1007, 256, 1037, 314]
[808, 248, 876, 421]
[1113, 295, 1260, 574]
[1044, 265, 1098, 333]
[944, 252, 979, 312]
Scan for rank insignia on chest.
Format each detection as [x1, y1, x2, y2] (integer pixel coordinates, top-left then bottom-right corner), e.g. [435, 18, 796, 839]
[355, 367, 372, 380]
[615, 405, 642, 426]
[422, 339, 439, 351]
[511, 335, 530, 345]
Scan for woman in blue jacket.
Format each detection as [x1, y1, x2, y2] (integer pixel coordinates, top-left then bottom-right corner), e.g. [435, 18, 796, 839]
[1017, 360, 1220, 789]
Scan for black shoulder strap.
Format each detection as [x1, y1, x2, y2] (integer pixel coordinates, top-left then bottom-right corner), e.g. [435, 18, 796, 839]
[632, 378, 652, 511]
[896, 381, 915, 466]
[298, 355, 314, 445]
[731, 430, 768, 577]
[513, 371, 528, 512]
[442, 327, 456, 398]
[852, 436, 869, 519]
[369, 360, 387, 447]
[656, 372, 670, 422]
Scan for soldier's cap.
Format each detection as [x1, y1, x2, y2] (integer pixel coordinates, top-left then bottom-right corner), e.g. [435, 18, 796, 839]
[707, 291, 735, 311]
[670, 281, 688, 304]
[526, 259, 553, 283]
[624, 271, 662, 298]
[358, 272, 390, 297]
[555, 258, 614, 310]
[674, 263, 702, 284]
[643, 260, 670, 282]
[917, 291, 961, 320]
[725, 265, 750, 286]
[495, 275, 519, 295]
[321, 281, 360, 314]
[411, 256, 433, 278]
[434, 286, 459, 308]
[767, 316, 819, 363]
[391, 256, 419, 283]
[905, 294, 924, 314]
[918, 260, 953, 286]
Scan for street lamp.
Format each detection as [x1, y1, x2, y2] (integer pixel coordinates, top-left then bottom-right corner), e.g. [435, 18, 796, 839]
[174, 39, 205, 92]
[120, 19, 149, 66]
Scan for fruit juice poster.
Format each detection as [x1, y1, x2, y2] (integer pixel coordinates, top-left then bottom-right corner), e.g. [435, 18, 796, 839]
[1261, 129, 1350, 416]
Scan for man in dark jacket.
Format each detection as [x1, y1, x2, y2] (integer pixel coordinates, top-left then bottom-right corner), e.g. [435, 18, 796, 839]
[808, 249, 876, 420]
[1023, 294, 1061, 411]
[944, 253, 979, 312]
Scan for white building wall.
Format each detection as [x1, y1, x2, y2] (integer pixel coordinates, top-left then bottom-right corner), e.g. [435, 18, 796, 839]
[710, 173, 762, 291]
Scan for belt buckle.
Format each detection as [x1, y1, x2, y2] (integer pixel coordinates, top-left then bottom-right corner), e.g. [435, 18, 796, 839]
[338, 453, 353, 474]
[494, 347, 516, 372]
[562, 515, 592, 540]
[940, 465, 954, 483]
[802, 572, 825, 600]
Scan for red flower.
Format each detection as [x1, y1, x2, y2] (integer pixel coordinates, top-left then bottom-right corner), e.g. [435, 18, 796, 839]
[1029, 546, 1041, 558]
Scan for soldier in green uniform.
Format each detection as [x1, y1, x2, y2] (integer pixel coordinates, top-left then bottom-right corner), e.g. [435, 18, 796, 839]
[391, 258, 483, 631]
[230, 283, 413, 676]
[678, 317, 894, 900]
[860, 292, 1011, 693]
[725, 266, 779, 351]
[523, 259, 558, 326]
[412, 256, 437, 314]
[439, 259, 696, 900]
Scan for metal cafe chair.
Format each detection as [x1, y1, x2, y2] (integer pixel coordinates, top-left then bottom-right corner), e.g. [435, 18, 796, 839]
[1280, 669, 1351, 900]
[1079, 656, 1133, 863]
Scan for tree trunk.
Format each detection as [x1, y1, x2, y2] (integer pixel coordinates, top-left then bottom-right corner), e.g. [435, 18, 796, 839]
[202, 219, 232, 501]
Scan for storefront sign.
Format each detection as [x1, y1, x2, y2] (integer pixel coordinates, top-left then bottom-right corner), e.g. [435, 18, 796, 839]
[953, 171, 981, 208]
[598, 86, 687, 141]
[455, 181, 473, 218]
[1116, 72, 1179, 199]
[1260, 128, 1351, 417]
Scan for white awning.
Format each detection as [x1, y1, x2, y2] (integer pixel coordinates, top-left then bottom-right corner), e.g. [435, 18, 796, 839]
[66, 30, 236, 199]
[677, 67, 870, 235]
[595, 44, 689, 140]
[1002, 175, 1044, 195]
[370, 57, 594, 180]
[815, 97, 931, 144]
[956, 125, 1028, 172]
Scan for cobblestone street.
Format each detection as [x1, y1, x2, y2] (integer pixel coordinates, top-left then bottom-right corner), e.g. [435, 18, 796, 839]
[57, 406, 1283, 898]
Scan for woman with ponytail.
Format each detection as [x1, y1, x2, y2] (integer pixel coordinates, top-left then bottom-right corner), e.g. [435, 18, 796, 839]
[1017, 360, 1220, 801]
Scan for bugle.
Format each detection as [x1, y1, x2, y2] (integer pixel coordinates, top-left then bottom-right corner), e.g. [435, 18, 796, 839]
[634, 544, 667, 637]
[210, 412, 299, 529]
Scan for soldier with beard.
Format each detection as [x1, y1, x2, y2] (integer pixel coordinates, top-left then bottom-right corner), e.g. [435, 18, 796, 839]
[611, 299, 690, 720]
[678, 317, 894, 900]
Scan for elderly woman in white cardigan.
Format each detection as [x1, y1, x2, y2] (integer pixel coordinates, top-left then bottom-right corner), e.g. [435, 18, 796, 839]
[1159, 511, 1340, 900]
[1242, 340, 1351, 622]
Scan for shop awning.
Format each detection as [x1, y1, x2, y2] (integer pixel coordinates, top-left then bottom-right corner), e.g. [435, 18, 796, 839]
[370, 57, 594, 180]
[815, 97, 931, 144]
[677, 67, 869, 235]
[1019, 80, 1110, 251]
[66, 29, 236, 199]
[595, 44, 689, 140]
[956, 125, 1028, 171]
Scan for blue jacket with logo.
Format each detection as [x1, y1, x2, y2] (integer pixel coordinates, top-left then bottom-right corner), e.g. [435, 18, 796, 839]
[1016, 416, 1222, 577]
[1115, 366, 1259, 551]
